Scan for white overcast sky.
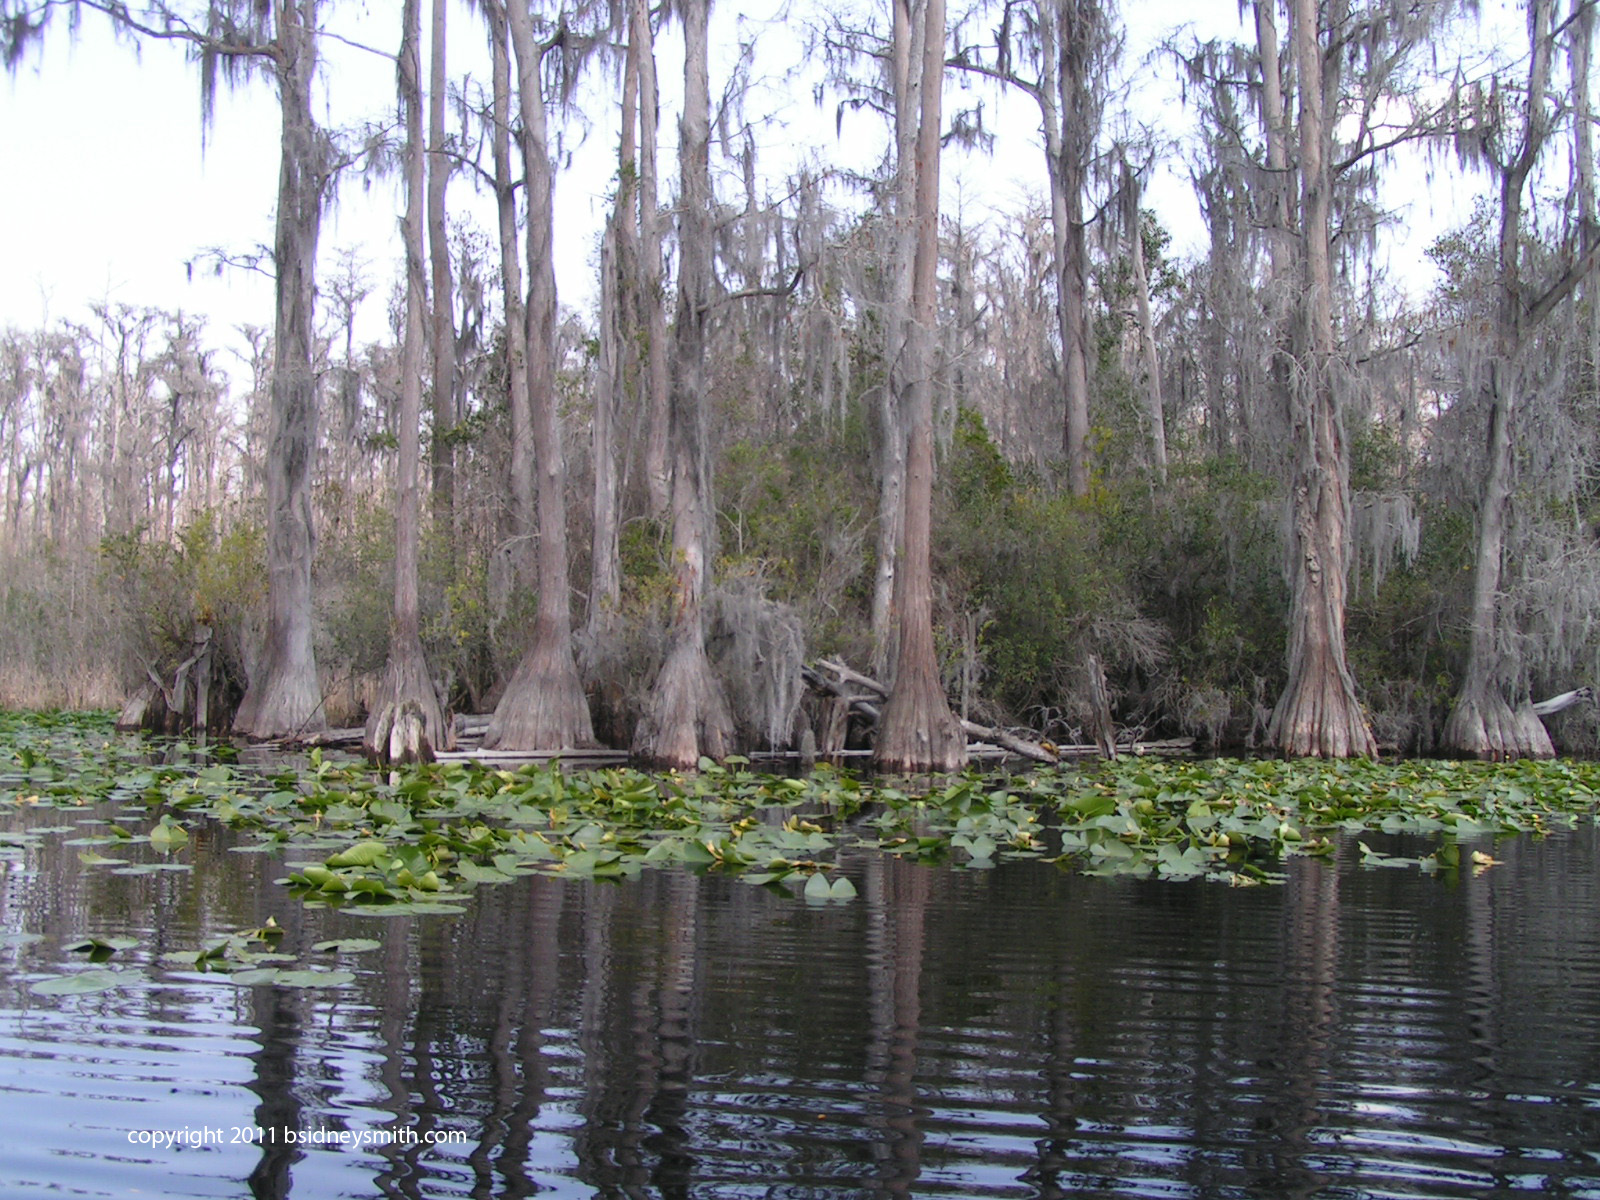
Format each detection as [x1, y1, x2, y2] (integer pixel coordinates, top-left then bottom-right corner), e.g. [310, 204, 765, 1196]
[0, 0, 1517, 375]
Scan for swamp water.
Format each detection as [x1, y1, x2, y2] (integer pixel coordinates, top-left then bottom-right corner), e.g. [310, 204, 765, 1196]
[2, 747, 1600, 1196]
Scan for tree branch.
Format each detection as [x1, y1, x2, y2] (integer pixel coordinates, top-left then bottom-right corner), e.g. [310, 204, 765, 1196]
[317, 27, 392, 61]
[78, 0, 275, 62]
[945, 47, 1041, 103]
[1524, 240, 1600, 328]
[714, 267, 804, 307]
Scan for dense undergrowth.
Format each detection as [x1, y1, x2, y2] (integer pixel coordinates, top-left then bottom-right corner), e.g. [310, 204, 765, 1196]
[13, 401, 1600, 755]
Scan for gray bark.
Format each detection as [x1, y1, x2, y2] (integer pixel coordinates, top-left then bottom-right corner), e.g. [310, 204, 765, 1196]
[869, 0, 918, 677]
[486, 0, 595, 750]
[1121, 173, 1166, 484]
[634, 0, 671, 518]
[427, 0, 457, 531]
[365, 0, 449, 765]
[1041, 0, 1099, 496]
[1443, 0, 1560, 760]
[1267, 0, 1376, 758]
[632, 0, 736, 768]
[588, 217, 623, 640]
[484, 0, 533, 587]
[233, 0, 327, 740]
[875, 0, 965, 774]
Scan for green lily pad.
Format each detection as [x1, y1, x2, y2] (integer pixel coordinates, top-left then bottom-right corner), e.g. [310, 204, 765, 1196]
[311, 938, 382, 954]
[457, 861, 515, 885]
[29, 969, 128, 996]
[803, 872, 835, 901]
[150, 819, 189, 849]
[228, 968, 283, 985]
[76, 850, 127, 867]
[345, 901, 466, 917]
[273, 969, 357, 988]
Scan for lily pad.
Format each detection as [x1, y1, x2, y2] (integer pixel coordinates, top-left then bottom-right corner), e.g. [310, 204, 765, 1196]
[228, 968, 283, 986]
[150, 818, 189, 849]
[311, 938, 382, 954]
[29, 969, 128, 996]
[803, 872, 835, 901]
[77, 850, 128, 866]
[345, 901, 467, 917]
[66, 936, 139, 956]
[273, 969, 357, 989]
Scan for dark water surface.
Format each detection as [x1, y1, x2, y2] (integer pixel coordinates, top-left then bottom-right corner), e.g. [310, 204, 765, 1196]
[3, 797, 1600, 1198]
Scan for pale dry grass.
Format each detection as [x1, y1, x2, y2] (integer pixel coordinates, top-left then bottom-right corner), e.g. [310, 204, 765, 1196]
[0, 664, 124, 711]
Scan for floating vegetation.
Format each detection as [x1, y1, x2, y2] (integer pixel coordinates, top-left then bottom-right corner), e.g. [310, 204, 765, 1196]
[4, 715, 1600, 938]
[28, 969, 128, 996]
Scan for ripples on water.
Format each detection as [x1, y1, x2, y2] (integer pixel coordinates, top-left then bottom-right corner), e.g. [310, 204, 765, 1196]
[2, 803, 1599, 1199]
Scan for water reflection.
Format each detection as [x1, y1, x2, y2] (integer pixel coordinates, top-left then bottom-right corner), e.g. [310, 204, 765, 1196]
[3, 800, 1600, 1198]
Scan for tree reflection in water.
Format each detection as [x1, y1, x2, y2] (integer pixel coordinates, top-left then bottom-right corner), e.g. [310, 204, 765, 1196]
[5, 812, 1600, 1198]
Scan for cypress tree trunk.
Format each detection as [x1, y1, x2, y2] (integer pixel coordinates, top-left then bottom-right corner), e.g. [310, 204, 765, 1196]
[633, 0, 671, 518]
[1444, 1, 1559, 760]
[1443, 367, 1553, 759]
[1122, 171, 1166, 484]
[874, 0, 965, 774]
[588, 9, 638, 644]
[1041, 0, 1097, 497]
[365, 0, 449, 765]
[483, 0, 532, 587]
[234, 0, 326, 741]
[486, 0, 594, 750]
[869, 0, 917, 678]
[632, 0, 735, 769]
[1267, 0, 1375, 758]
[426, 0, 457, 533]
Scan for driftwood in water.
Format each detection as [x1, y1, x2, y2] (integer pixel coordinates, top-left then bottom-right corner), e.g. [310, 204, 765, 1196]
[805, 660, 1066, 765]
[305, 727, 366, 748]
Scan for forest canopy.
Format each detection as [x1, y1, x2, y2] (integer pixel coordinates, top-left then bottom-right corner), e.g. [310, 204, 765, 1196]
[2, 0, 1599, 765]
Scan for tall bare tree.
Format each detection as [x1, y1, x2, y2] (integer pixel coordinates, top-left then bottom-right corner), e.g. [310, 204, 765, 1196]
[483, 0, 597, 750]
[633, 0, 672, 517]
[427, 0, 457, 532]
[632, 0, 736, 767]
[950, 0, 1117, 496]
[875, 0, 966, 773]
[1114, 152, 1167, 484]
[1266, 0, 1377, 757]
[53, 0, 346, 739]
[1443, 0, 1600, 758]
[364, 0, 449, 764]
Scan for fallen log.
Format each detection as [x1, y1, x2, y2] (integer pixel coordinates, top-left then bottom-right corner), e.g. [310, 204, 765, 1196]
[1531, 686, 1595, 717]
[303, 727, 366, 748]
[805, 660, 1062, 764]
[958, 719, 1060, 765]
